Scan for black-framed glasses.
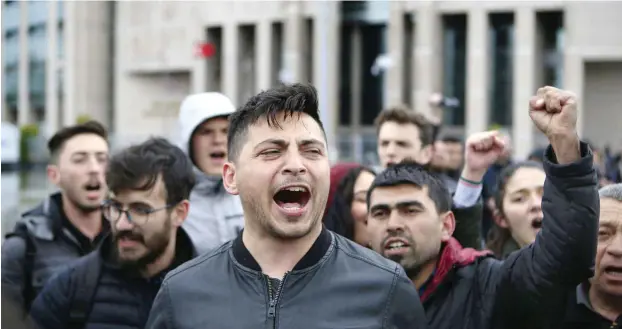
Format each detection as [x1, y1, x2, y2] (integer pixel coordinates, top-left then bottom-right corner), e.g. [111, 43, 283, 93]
[102, 201, 175, 226]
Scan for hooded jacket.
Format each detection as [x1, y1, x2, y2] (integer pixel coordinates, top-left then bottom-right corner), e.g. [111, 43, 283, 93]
[177, 92, 244, 255]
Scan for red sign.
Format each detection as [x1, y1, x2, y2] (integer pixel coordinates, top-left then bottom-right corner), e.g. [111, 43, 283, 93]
[195, 42, 216, 58]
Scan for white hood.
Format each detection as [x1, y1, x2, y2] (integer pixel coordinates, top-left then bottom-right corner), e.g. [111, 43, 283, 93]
[177, 92, 236, 155]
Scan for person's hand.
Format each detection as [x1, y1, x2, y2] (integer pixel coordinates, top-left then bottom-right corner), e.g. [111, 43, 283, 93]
[461, 131, 507, 182]
[529, 86, 580, 164]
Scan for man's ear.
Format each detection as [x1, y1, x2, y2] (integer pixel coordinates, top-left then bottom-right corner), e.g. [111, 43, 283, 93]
[222, 162, 239, 195]
[418, 144, 434, 165]
[172, 200, 190, 227]
[493, 209, 509, 228]
[439, 211, 456, 243]
[47, 164, 60, 185]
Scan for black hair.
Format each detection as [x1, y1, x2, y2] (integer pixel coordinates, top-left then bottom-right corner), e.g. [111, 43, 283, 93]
[367, 159, 452, 214]
[324, 166, 375, 240]
[374, 105, 434, 147]
[227, 83, 325, 161]
[47, 120, 108, 163]
[486, 160, 544, 258]
[440, 135, 463, 144]
[106, 137, 196, 205]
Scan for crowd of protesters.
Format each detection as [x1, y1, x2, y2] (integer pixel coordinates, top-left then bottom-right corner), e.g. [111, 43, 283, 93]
[1, 82, 621, 329]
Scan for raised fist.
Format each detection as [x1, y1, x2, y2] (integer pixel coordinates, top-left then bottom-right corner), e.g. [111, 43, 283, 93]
[529, 86, 578, 139]
[462, 131, 507, 180]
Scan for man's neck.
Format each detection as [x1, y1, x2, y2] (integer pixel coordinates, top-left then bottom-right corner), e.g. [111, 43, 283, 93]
[412, 261, 437, 290]
[142, 233, 177, 279]
[589, 284, 622, 321]
[62, 195, 102, 240]
[243, 222, 322, 279]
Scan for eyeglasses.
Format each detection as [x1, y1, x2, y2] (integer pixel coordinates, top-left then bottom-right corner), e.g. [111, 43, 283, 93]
[102, 201, 174, 226]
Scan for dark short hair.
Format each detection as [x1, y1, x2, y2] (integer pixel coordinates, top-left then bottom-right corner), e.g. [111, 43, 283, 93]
[440, 135, 463, 144]
[227, 83, 325, 161]
[367, 160, 451, 213]
[374, 105, 434, 146]
[47, 120, 108, 163]
[106, 137, 196, 205]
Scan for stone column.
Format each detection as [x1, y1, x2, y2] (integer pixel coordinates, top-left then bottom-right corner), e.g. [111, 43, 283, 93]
[512, 7, 537, 160]
[465, 7, 489, 136]
[223, 23, 239, 104]
[256, 20, 272, 92]
[384, 1, 405, 108]
[46, 1, 59, 135]
[62, 0, 76, 126]
[413, 3, 442, 118]
[283, 2, 304, 83]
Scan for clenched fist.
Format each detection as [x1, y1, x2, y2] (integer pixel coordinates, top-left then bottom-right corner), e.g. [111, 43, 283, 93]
[529, 86, 581, 164]
[529, 86, 578, 138]
[461, 131, 507, 182]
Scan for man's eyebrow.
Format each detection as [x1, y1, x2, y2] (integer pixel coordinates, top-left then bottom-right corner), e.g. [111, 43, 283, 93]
[253, 138, 288, 151]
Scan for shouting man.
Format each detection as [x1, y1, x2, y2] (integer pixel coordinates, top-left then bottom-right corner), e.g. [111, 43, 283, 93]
[147, 83, 428, 329]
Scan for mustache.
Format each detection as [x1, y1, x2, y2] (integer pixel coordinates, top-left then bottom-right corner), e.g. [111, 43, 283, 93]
[114, 230, 144, 243]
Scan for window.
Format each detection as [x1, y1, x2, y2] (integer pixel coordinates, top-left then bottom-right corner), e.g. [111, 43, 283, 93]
[488, 13, 514, 127]
[402, 13, 414, 106]
[237, 24, 256, 105]
[339, 23, 353, 125]
[360, 24, 387, 125]
[537, 11, 564, 88]
[442, 14, 467, 126]
[205, 26, 222, 92]
[304, 18, 314, 84]
[271, 22, 284, 87]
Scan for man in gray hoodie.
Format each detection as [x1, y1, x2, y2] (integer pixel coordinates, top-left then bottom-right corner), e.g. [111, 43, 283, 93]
[177, 92, 244, 254]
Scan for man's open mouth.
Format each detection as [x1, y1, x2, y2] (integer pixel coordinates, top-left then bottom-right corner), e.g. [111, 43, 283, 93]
[604, 266, 622, 277]
[210, 152, 226, 160]
[84, 182, 101, 191]
[273, 185, 311, 211]
[383, 237, 411, 251]
[531, 218, 543, 229]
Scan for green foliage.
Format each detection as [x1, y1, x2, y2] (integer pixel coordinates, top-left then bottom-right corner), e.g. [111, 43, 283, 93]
[19, 123, 39, 164]
[76, 114, 93, 124]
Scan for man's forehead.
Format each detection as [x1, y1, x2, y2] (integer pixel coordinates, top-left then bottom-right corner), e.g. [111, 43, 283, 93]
[110, 177, 167, 203]
[247, 113, 324, 142]
[370, 185, 429, 205]
[600, 198, 622, 227]
[63, 134, 108, 153]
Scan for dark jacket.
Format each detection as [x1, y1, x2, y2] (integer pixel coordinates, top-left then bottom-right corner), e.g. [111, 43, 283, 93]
[29, 228, 196, 329]
[561, 282, 622, 328]
[146, 228, 428, 329]
[421, 142, 599, 329]
[1, 193, 108, 316]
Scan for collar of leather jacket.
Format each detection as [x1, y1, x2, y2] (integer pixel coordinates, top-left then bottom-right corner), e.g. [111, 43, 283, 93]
[232, 227, 332, 272]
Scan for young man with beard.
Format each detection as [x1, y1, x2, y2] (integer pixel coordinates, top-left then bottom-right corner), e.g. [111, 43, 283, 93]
[146, 83, 428, 329]
[177, 92, 244, 254]
[366, 86, 599, 329]
[29, 138, 197, 329]
[1, 121, 109, 316]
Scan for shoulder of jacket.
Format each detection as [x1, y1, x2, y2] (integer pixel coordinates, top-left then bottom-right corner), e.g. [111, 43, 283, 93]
[164, 240, 233, 284]
[332, 233, 398, 275]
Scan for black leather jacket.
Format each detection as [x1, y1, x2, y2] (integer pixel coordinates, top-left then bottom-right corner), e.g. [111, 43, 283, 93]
[146, 228, 428, 329]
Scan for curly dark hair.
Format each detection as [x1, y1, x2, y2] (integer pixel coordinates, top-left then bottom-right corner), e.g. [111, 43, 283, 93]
[106, 137, 196, 205]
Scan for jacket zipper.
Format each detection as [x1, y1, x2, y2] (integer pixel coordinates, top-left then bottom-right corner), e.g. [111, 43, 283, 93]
[266, 272, 289, 328]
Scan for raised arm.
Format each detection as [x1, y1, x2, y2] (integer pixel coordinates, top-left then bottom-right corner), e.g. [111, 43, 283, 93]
[495, 87, 598, 324]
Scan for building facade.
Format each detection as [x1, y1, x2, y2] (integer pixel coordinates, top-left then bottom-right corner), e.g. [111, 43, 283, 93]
[1, 0, 113, 139]
[115, 1, 622, 162]
[5, 1, 620, 162]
